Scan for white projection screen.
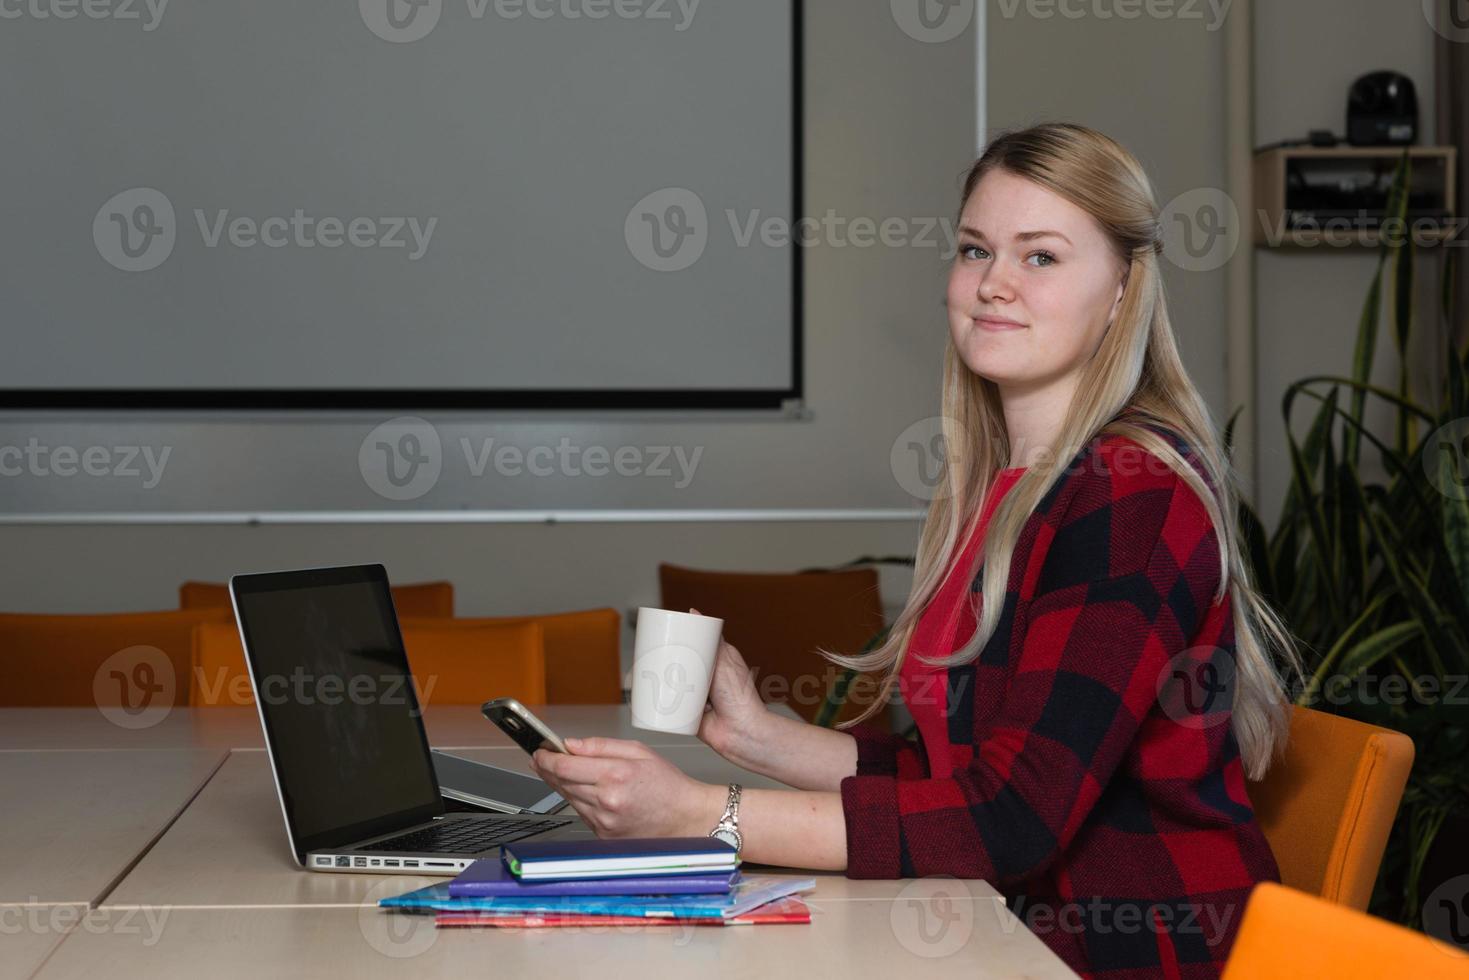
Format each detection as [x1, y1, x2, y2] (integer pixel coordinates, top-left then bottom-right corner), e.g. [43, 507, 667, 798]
[0, 0, 800, 410]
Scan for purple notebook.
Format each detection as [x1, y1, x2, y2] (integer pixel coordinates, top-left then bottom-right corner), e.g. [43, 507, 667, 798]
[448, 859, 741, 898]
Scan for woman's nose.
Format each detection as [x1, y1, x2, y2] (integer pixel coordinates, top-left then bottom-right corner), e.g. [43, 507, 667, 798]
[977, 263, 1014, 303]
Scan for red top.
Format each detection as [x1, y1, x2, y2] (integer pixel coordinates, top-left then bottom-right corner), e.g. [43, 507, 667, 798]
[900, 466, 1025, 779]
[840, 433, 1279, 980]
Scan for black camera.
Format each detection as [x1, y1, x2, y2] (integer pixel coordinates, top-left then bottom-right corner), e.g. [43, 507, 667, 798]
[1346, 70, 1417, 146]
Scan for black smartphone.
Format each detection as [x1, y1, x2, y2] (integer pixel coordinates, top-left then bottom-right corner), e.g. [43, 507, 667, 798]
[482, 697, 572, 755]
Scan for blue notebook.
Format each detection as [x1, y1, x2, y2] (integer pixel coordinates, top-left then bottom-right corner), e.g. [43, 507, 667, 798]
[380, 875, 815, 920]
[502, 836, 739, 880]
[448, 859, 740, 898]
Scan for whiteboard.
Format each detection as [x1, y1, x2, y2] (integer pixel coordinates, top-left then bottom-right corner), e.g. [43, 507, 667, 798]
[0, 0, 799, 410]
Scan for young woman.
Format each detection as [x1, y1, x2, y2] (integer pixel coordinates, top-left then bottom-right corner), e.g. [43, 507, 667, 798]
[530, 122, 1300, 979]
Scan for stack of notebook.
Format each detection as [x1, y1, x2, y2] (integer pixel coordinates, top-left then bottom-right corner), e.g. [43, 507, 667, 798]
[378, 837, 815, 928]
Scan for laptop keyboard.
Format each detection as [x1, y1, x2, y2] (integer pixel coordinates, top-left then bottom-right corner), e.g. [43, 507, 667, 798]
[360, 816, 572, 855]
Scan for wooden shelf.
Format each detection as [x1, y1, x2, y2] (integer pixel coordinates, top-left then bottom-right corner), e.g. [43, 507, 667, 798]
[1251, 145, 1458, 249]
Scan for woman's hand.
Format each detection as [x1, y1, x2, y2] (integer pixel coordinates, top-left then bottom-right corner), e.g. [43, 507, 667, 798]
[530, 737, 722, 839]
[689, 609, 772, 763]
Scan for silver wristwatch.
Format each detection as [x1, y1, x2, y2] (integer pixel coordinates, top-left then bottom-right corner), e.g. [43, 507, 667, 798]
[709, 782, 742, 853]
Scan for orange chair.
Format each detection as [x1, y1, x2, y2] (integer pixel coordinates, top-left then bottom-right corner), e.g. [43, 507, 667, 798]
[179, 580, 455, 618]
[0, 609, 227, 707]
[658, 563, 887, 728]
[1221, 882, 1469, 978]
[400, 608, 622, 704]
[190, 619, 546, 708]
[1246, 705, 1414, 910]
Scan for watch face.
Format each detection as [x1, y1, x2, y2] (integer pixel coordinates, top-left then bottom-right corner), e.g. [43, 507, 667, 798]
[713, 828, 741, 851]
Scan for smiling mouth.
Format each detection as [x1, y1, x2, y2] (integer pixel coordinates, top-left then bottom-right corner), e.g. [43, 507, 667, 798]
[973, 315, 1027, 331]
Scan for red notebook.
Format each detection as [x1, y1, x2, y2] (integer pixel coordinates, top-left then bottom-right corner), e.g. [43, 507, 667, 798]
[435, 896, 811, 929]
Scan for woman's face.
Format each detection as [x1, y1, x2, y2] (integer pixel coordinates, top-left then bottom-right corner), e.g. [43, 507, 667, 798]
[947, 169, 1128, 394]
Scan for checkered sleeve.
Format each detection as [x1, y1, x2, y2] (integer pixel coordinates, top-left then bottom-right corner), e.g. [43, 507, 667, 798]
[840, 459, 1222, 882]
[847, 721, 930, 779]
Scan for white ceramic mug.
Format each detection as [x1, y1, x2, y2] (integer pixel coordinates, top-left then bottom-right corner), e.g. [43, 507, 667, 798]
[629, 607, 724, 735]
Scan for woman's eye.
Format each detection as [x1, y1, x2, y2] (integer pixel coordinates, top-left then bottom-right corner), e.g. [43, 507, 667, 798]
[960, 244, 987, 260]
[1027, 251, 1056, 267]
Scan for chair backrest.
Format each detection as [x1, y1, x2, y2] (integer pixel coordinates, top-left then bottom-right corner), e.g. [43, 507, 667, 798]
[179, 580, 455, 618]
[0, 609, 226, 707]
[1221, 882, 1468, 978]
[401, 608, 622, 704]
[657, 563, 887, 728]
[1246, 705, 1414, 910]
[190, 619, 547, 707]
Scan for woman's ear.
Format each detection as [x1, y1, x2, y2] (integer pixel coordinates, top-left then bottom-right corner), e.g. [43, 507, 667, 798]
[1106, 270, 1128, 328]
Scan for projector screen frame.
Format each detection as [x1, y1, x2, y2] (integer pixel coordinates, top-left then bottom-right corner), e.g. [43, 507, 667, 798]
[1, 2, 805, 415]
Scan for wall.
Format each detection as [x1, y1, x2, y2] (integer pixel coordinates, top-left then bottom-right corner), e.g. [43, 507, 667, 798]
[0, 0, 976, 681]
[1254, 0, 1444, 526]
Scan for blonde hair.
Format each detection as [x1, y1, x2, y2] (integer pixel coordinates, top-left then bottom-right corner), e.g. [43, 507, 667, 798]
[826, 123, 1299, 779]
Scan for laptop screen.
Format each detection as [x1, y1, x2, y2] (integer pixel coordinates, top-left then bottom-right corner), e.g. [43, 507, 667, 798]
[231, 565, 442, 861]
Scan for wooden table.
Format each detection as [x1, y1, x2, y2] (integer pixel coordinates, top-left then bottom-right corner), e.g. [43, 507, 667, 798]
[0, 707, 1078, 979]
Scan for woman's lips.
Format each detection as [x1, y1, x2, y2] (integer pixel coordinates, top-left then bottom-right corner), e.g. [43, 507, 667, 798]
[973, 315, 1027, 332]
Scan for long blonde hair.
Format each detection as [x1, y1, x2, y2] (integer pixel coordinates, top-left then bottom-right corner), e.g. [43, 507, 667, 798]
[826, 123, 1299, 779]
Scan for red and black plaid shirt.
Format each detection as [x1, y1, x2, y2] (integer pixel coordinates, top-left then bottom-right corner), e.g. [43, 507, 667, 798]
[841, 432, 1279, 979]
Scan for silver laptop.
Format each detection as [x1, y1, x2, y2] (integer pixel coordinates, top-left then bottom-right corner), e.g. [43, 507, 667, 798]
[229, 563, 595, 874]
